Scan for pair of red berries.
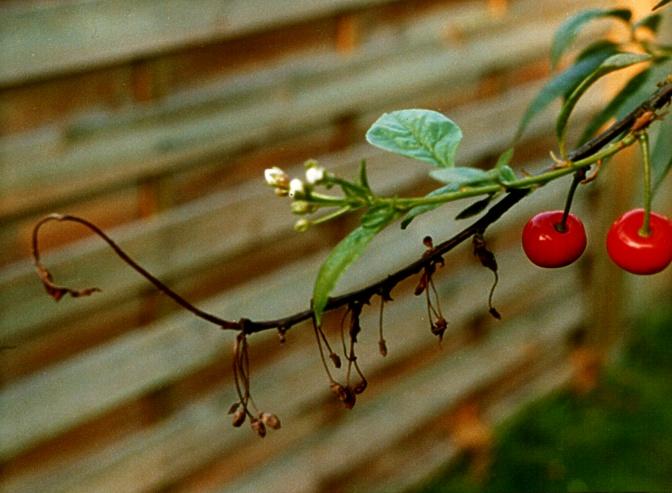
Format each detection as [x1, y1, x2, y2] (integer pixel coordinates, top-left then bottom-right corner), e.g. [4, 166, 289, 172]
[522, 209, 672, 275]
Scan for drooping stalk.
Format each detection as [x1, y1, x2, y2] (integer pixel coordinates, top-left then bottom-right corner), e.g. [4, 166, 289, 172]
[638, 131, 652, 237]
[557, 169, 587, 233]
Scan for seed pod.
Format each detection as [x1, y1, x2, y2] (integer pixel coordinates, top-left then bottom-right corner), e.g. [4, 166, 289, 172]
[232, 407, 246, 427]
[329, 352, 342, 369]
[330, 382, 346, 399]
[227, 402, 240, 415]
[251, 418, 267, 438]
[260, 412, 282, 430]
[432, 317, 447, 336]
[353, 380, 367, 395]
[341, 386, 356, 409]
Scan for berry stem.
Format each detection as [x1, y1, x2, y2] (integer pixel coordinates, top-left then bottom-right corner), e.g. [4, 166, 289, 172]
[638, 132, 652, 237]
[556, 169, 585, 233]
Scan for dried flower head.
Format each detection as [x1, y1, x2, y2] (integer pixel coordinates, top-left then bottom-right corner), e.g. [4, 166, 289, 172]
[232, 407, 246, 427]
[250, 418, 267, 437]
[260, 412, 282, 430]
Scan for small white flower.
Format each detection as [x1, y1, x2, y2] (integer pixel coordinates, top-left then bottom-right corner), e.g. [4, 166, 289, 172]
[288, 178, 305, 198]
[264, 167, 289, 188]
[305, 165, 326, 185]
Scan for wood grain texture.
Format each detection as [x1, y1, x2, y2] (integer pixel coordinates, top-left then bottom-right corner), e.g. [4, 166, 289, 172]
[2, 1, 641, 492]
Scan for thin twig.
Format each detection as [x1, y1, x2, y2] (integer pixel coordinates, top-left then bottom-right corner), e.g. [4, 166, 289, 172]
[31, 79, 672, 337]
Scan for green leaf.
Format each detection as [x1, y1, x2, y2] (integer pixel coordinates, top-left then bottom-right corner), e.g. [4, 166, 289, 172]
[400, 183, 458, 229]
[652, 117, 672, 194]
[653, 0, 671, 11]
[366, 109, 463, 167]
[358, 159, 371, 191]
[360, 204, 396, 229]
[556, 52, 652, 155]
[495, 147, 514, 168]
[579, 68, 652, 143]
[551, 8, 632, 69]
[312, 208, 396, 325]
[579, 59, 671, 144]
[455, 195, 494, 220]
[575, 39, 621, 64]
[494, 148, 517, 184]
[515, 48, 618, 141]
[429, 166, 493, 185]
[497, 164, 518, 184]
[633, 14, 663, 33]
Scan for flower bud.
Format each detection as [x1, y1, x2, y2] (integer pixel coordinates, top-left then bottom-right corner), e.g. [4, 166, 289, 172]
[264, 167, 289, 189]
[291, 200, 314, 215]
[294, 218, 311, 232]
[288, 178, 305, 198]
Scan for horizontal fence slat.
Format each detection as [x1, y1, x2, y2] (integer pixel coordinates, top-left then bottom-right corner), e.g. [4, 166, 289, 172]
[0, 0, 400, 87]
[358, 361, 574, 493]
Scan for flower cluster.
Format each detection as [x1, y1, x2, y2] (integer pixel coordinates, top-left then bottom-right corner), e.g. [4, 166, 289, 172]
[264, 160, 339, 232]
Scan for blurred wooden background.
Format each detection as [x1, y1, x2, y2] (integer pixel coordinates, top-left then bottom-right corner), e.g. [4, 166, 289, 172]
[1, 0, 670, 491]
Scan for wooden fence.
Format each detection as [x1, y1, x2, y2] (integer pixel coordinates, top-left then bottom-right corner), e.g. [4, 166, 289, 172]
[1, 0, 670, 491]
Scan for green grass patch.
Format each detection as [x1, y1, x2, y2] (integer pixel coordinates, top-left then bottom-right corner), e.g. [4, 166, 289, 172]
[419, 307, 672, 493]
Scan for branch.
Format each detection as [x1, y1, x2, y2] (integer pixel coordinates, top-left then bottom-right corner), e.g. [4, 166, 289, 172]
[32, 214, 239, 329]
[32, 78, 672, 336]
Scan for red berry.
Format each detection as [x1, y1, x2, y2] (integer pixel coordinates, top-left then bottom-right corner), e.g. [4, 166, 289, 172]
[522, 211, 587, 268]
[606, 208, 672, 275]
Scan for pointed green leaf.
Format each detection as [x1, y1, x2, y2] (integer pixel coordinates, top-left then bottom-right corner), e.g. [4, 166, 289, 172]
[579, 59, 671, 144]
[455, 195, 494, 220]
[579, 68, 652, 143]
[516, 48, 618, 141]
[497, 164, 518, 184]
[556, 52, 652, 154]
[400, 183, 459, 229]
[366, 109, 463, 167]
[551, 8, 632, 68]
[495, 147, 514, 169]
[358, 159, 371, 191]
[575, 39, 621, 64]
[633, 13, 663, 33]
[312, 208, 396, 325]
[429, 166, 493, 185]
[653, 0, 671, 11]
[652, 117, 672, 194]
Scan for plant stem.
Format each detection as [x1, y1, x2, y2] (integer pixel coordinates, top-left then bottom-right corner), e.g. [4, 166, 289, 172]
[638, 132, 652, 237]
[557, 169, 586, 233]
[379, 133, 635, 211]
